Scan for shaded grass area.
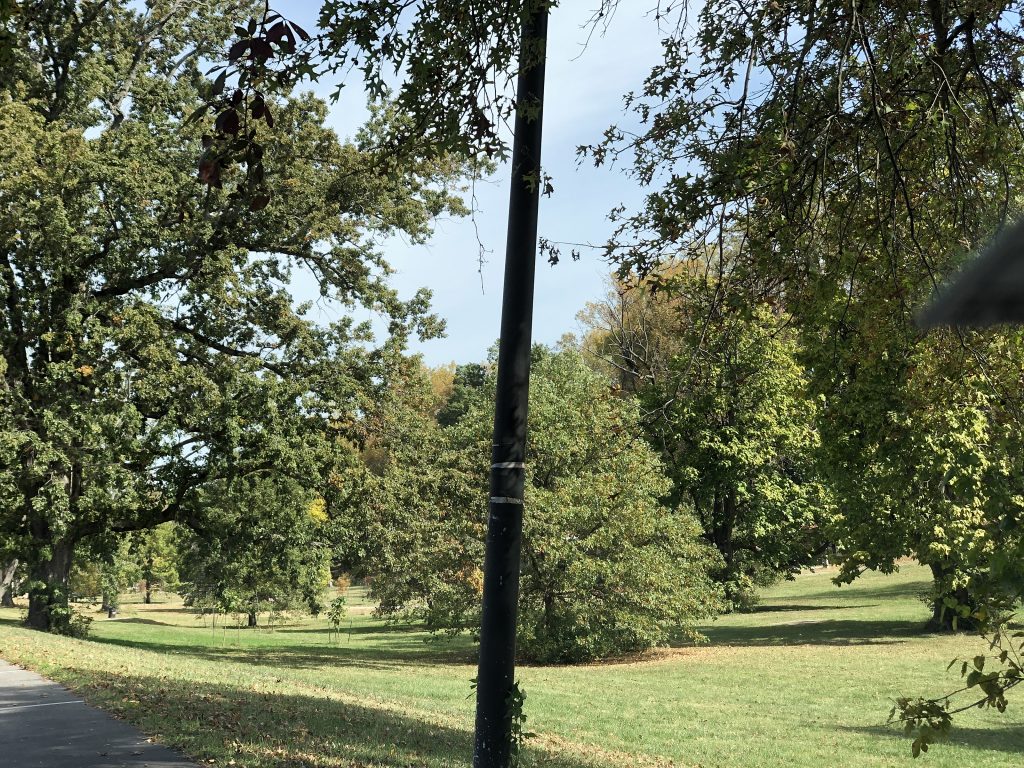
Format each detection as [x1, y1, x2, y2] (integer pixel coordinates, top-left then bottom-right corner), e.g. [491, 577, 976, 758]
[2, 566, 1023, 767]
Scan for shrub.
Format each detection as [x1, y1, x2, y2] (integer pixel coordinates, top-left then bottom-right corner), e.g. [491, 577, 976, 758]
[364, 347, 724, 662]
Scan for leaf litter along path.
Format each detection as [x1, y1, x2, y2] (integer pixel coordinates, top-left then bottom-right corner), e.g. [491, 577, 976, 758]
[0, 659, 197, 768]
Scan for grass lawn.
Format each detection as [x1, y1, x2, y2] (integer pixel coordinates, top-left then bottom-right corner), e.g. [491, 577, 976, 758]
[1, 564, 1022, 767]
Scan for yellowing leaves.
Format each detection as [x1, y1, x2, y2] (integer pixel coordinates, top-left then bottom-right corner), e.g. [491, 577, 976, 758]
[307, 496, 328, 523]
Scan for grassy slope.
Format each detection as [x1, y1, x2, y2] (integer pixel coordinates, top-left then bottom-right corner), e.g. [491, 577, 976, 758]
[1, 564, 1022, 767]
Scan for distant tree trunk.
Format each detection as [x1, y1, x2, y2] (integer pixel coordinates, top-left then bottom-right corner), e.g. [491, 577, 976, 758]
[1, 559, 18, 608]
[26, 541, 74, 632]
[926, 561, 979, 632]
[717, 489, 737, 570]
[707, 487, 739, 602]
[247, 611, 257, 628]
[144, 553, 153, 603]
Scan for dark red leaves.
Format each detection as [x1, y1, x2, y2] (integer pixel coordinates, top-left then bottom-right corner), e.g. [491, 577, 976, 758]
[249, 194, 271, 212]
[265, 21, 287, 45]
[198, 159, 222, 188]
[228, 39, 249, 62]
[250, 39, 274, 61]
[215, 108, 240, 135]
[195, 10, 311, 203]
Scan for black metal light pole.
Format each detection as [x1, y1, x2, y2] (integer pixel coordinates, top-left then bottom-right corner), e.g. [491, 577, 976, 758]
[472, 4, 549, 767]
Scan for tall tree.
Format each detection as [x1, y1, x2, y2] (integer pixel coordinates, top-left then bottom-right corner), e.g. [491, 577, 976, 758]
[329, 354, 485, 625]
[588, 0, 1024, 623]
[581, 272, 830, 606]
[177, 477, 331, 626]
[131, 523, 180, 604]
[824, 330, 1024, 628]
[0, 0, 462, 633]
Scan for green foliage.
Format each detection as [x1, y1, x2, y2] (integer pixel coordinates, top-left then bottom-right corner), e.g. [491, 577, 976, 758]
[100, 537, 142, 610]
[340, 357, 484, 630]
[507, 680, 535, 767]
[894, 622, 1024, 757]
[361, 347, 723, 663]
[593, 2, 1023, 280]
[0, 0, 463, 633]
[131, 524, 181, 602]
[0, 0, 15, 70]
[71, 534, 140, 609]
[65, 610, 94, 639]
[324, 1, 547, 155]
[327, 576, 350, 640]
[586, 0, 1024, 603]
[435, 363, 487, 427]
[584, 0, 1024, 727]
[824, 332, 1024, 633]
[513, 349, 724, 661]
[177, 477, 331, 623]
[466, 676, 535, 766]
[580, 274, 831, 607]
[327, 595, 348, 641]
[68, 560, 102, 603]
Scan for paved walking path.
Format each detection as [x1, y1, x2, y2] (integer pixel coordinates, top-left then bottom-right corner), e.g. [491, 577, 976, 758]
[0, 660, 196, 767]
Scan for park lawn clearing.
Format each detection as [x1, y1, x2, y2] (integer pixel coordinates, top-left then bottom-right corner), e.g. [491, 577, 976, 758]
[1, 564, 1022, 767]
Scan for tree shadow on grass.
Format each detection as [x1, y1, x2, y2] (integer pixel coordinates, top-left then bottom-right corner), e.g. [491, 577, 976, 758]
[63, 669, 614, 768]
[87, 631, 477, 670]
[840, 723, 1024, 757]
[795, 580, 930, 602]
[744, 603, 880, 613]
[111, 617, 171, 627]
[278, 621, 424, 635]
[700, 618, 927, 647]
[116, 614, 442, 638]
[124, 607, 207, 614]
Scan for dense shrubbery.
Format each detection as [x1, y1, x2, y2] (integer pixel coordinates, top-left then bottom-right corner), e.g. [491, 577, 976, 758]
[357, 347, 723, 662]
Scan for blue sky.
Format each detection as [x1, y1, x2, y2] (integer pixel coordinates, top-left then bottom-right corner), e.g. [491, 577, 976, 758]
[287, 3, 666, 366]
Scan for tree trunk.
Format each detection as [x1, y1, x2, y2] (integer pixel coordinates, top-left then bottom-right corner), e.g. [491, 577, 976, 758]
[25, 541, 74, 633]
[144, 553, 153, 603]
[718, 489, 737, 569]
[710, 487, 739, 604]
[925, 561, 979, 632]
[247, 611, 257, 628]
[1, 559, 18, 607]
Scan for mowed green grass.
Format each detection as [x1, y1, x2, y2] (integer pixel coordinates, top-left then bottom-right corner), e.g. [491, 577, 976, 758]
[2, 564, 1022, 767]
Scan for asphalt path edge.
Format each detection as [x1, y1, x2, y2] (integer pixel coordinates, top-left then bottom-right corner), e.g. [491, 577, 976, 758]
[0, 658, 198, 768]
